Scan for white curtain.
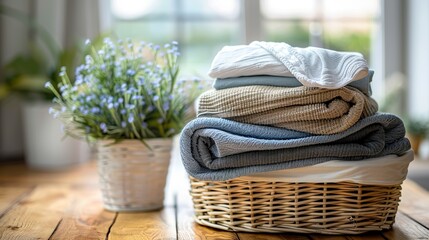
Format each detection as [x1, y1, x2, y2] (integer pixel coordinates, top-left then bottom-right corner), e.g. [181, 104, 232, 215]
[0, 0, 105, 158]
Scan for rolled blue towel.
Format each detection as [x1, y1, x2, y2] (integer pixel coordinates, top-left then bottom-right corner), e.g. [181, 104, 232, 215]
[180, 113, 410, 181]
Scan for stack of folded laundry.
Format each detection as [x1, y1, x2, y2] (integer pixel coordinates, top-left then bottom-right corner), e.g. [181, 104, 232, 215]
[180, 41, 413, 184]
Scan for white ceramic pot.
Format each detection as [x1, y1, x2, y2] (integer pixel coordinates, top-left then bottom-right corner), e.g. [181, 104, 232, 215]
[22, 101, 90, 170]
[97, 138, 173, 212]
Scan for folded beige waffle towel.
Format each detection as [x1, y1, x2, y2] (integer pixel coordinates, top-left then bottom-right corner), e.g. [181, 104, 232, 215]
[197, 85, 378, 135]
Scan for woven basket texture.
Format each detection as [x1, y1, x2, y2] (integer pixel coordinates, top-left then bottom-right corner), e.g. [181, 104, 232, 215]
[190, 177, 401, 234]
[97, 139, 172, 211]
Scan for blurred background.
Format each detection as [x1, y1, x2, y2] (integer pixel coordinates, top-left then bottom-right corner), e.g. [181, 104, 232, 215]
[0, 0, 428, 185]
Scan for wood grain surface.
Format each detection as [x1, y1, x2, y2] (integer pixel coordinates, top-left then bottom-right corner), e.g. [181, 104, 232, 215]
[0, 158, 428, 240]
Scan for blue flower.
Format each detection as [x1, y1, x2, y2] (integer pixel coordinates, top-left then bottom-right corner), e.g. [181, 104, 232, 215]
[126, 87, 137, 94]
[100, 64, 106, 71]
[91, 107, 100, 114]
[153, 95, 159, 101]
[100, 123, 107, 132]
[120, 109, 126, 115]
[83, 75, 91, 83]
[44, 82, 51, 88]
[85, 39, 91, 45]
[139, 113, 145, 118]
[131, 95, 142, 101]
[85, 55, 92, 64]
[121, 121, 126, 128]
[104, 38, 112, 44]
[60, 85, 68, 93]
[126, 69, 136, 76]
[108, 103, 114, 109]
[75, 65, 84, 75]
[75, 76, 83, 85]
[163, 102, 169, 111]
[157, 118, 163, 124]
[141, 122, 147, 128]
[48, 107, 55, 115]
[118, 98, 124, 103]
[125, 104, 135, 110]
[128, 115, 134, 123]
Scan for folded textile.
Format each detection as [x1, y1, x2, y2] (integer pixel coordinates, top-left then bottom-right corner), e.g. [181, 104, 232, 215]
[197, 85, 378, 135]
[241, 150, 414, 185]
[208, 41, 368, 89]
[180, 113, 411, 181]
[213, 70, 374, 96]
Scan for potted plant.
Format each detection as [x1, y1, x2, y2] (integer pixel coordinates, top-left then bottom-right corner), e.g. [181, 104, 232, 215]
[46, 38, 202, 211]
[405, 118, 429, 156]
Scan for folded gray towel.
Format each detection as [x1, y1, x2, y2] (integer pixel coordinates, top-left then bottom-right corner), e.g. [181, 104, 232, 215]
[180, 113, 410, 181]
[213, 70, 374, 96]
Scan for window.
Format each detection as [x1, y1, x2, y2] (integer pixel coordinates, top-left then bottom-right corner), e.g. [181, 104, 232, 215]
[110, 0, 241, 77]
[260, 0, 380, 62]
[110, 0, 380, 77]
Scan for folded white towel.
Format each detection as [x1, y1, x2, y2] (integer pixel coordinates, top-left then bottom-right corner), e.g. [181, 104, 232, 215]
[208, 41, 369, 89]
[239, 150, 414, 186]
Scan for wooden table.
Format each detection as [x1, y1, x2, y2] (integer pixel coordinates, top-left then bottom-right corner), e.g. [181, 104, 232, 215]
[1, 153, 429, 240]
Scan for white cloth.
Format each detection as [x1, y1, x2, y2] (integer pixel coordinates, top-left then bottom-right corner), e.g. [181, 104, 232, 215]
[239, 150, 414, 185]
[208, 41, 369, 89]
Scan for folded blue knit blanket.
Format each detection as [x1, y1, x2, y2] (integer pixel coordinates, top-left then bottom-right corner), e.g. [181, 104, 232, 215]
[180, 113, 410, 181]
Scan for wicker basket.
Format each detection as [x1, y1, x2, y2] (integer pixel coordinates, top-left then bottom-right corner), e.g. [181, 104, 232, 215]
[190, 177, 402, 234]
[97, 139, 172, 212]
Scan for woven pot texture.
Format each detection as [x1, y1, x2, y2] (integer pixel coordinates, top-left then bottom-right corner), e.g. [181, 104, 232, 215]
[190, 177, 402, 234]
[97, 139, 172, 212]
